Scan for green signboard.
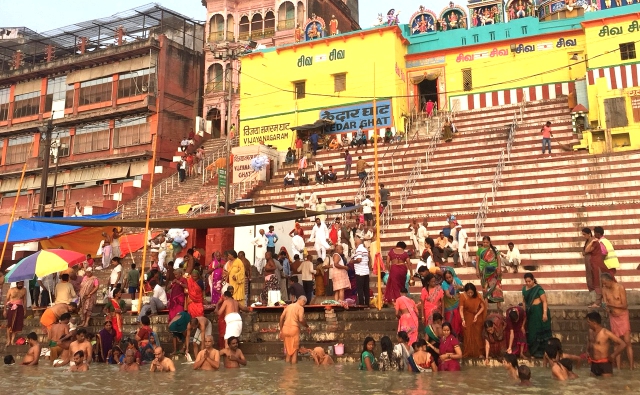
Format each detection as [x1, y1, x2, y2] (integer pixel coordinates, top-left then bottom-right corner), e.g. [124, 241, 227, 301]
[218, 169, 226, 187]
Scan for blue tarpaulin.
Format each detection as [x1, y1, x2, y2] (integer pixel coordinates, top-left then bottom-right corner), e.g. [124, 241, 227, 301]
[0, 213, 118, 243]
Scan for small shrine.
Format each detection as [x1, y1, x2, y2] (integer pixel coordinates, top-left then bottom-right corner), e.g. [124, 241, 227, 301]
[409, 6, 438, 34]
[303, 14, 326, 41]
[468, 0, 504, 27]
[538, 0, 596, 21]
[505, 0, 536, 21]
[439, 3, 468, 31]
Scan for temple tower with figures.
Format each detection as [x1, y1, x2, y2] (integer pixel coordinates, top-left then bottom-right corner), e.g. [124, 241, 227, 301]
[201, 0, 360, 139]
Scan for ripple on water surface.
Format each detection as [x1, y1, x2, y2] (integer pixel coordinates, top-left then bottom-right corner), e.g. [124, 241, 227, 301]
[5, 362, 640, 395]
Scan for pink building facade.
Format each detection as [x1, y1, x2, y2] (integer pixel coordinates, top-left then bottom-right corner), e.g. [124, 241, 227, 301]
[202, 0, 359, 138]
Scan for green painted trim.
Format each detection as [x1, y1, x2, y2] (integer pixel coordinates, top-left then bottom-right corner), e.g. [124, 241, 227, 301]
[448, 80, 576, 99]
[240, 97, 394, 122]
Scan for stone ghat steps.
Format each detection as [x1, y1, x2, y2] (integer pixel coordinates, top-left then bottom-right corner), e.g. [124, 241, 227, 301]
[117, 137, 230, 218]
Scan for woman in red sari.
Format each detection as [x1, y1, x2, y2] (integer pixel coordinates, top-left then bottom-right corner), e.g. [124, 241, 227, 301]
[167, 268, 187, 321]
[421, 273, 444, 326]
[384, 242, 413, 304]
[107, 288, 125, 341]
[395, 288, 419, 346]
[186, 270, 204, 318]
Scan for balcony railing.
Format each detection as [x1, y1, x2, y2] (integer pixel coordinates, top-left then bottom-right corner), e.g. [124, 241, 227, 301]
[277, 20, 296, 30]
[208, 31, 225, 42]
[227, 32, 234, 41]
[238, 32, 250, 41]
[205, 81, 224, 94]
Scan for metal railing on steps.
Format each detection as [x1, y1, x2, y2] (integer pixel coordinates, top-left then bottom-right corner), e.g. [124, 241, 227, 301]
[112, 136, 238, 219]
[187, 171, 261, 217]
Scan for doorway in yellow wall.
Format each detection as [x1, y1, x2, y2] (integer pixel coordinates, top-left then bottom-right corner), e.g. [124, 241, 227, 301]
[418, 78, 439, 112]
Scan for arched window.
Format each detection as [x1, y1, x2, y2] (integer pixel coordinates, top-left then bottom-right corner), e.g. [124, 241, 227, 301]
[227, 14, 235, 41]
[239, 16, 250, 40]
[209, 14, 224, 42]
[251, 14, 264, 38]
[264, 11, 275, 38]
[278, 1, 295, 30]
[206, 64, 224, 93]
[297, 2, 305, 25]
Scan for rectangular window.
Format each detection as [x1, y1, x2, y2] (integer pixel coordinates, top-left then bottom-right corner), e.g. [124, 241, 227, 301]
[65, 84, 74, 109]
[620, 42, 636, 61]
[117, 67, 156, 99]
[13, 91, 40, 118]
[489, 31, 495, 41]
[6, 135, 33, 164]
[44, 76, 67, 112]
[0, 87, 9, 121]
[53, 129, 71, 158]
[78, 76, 113, 106]
[604, 97, 628, 128]
[461, 37, 466, 45]
[473, 34, 479, 43]
[334, 73, 346, 93]
[114, 117, 151, 148]
[505, 29, 510, 38]
[462, 69, 473, 92]
[73, 122, 110, 154]
[294, 81, 305, 99]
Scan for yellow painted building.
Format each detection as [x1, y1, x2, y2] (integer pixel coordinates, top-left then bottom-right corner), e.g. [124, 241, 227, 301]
[239, 25, 409, 151]
[582, 12, 640, 153]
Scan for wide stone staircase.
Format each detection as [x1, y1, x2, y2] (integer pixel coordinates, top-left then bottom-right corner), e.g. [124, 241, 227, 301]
[114, 137, 232, 219]
[247, 97, 640, 297]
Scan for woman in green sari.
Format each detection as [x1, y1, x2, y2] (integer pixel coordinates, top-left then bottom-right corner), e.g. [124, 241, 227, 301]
[522, 273, 552, 358]
[475, 236, 504, 310]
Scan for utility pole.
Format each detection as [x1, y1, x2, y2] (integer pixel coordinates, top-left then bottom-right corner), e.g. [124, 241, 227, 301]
[211, 42, 242, 215]
[49, 138, 66, 217]
[37, 119, 53, 217]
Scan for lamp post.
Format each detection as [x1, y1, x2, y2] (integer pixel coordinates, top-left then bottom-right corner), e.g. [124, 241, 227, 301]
[37, 119, 53, 217]
[211, 43, 242, 214]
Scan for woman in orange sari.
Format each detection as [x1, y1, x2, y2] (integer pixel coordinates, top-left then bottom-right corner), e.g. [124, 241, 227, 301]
[459, 283, 485, 358]
[186, 270, 204, 318]
[420, 273, 443, 326]
[395, 288, 419, 346]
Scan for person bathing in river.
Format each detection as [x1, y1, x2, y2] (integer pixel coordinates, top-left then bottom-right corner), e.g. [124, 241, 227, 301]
[22, 332, 41, 366]
[586, 311, 626, 377]
[503, 353, 519, 380]
[220, 336, 247, 368]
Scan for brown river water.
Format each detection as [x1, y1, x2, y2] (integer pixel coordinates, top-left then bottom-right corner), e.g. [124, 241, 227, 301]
[5, 362, 639, 394]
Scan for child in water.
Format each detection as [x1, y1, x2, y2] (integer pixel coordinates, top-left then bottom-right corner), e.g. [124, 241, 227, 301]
[518, 365, 531, 386]
[70, 351, 89, 372]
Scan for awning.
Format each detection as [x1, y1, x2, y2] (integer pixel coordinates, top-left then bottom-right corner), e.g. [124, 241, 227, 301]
[29, 206, 359, 230]
[290, 119, 335, 131]
[129, 161, 150, 177]
[0, 213, 119, 243]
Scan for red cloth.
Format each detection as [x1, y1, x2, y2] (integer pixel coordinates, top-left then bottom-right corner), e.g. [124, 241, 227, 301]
[109, 299, 122, 342]
[187, 277, 204, 318]
[218, 314, 227, 349]
[384, 264, 407, 303]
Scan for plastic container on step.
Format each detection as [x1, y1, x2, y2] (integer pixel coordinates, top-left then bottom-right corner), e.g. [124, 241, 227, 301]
[334, 343, 344, 356]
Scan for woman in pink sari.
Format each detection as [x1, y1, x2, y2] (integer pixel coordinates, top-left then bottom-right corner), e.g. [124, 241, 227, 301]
[420, 273, 443, 325]
[208, 252, 224, 305]
[384, 242, 413, 304]
[167, 268, 187, 321]
[395, 288, 419, 345]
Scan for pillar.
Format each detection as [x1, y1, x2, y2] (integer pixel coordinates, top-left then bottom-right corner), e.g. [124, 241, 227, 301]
[206, 227, 234, 260]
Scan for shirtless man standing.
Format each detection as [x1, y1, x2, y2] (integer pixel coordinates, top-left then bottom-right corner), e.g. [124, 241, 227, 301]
[150, 347, 176, 372]
[69, 351, 89, 372]
[22, 332, 41, 366]
[216, 290, 248, 347]
[69, 328, 93, 365]
[220, 336, 246, 368]
[120, 349, 140, 371]
[4, 281, 27, 346]
[193, 335, 220, 370]
[601, 272, 633, 369]
[586, 311, 626, 377]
